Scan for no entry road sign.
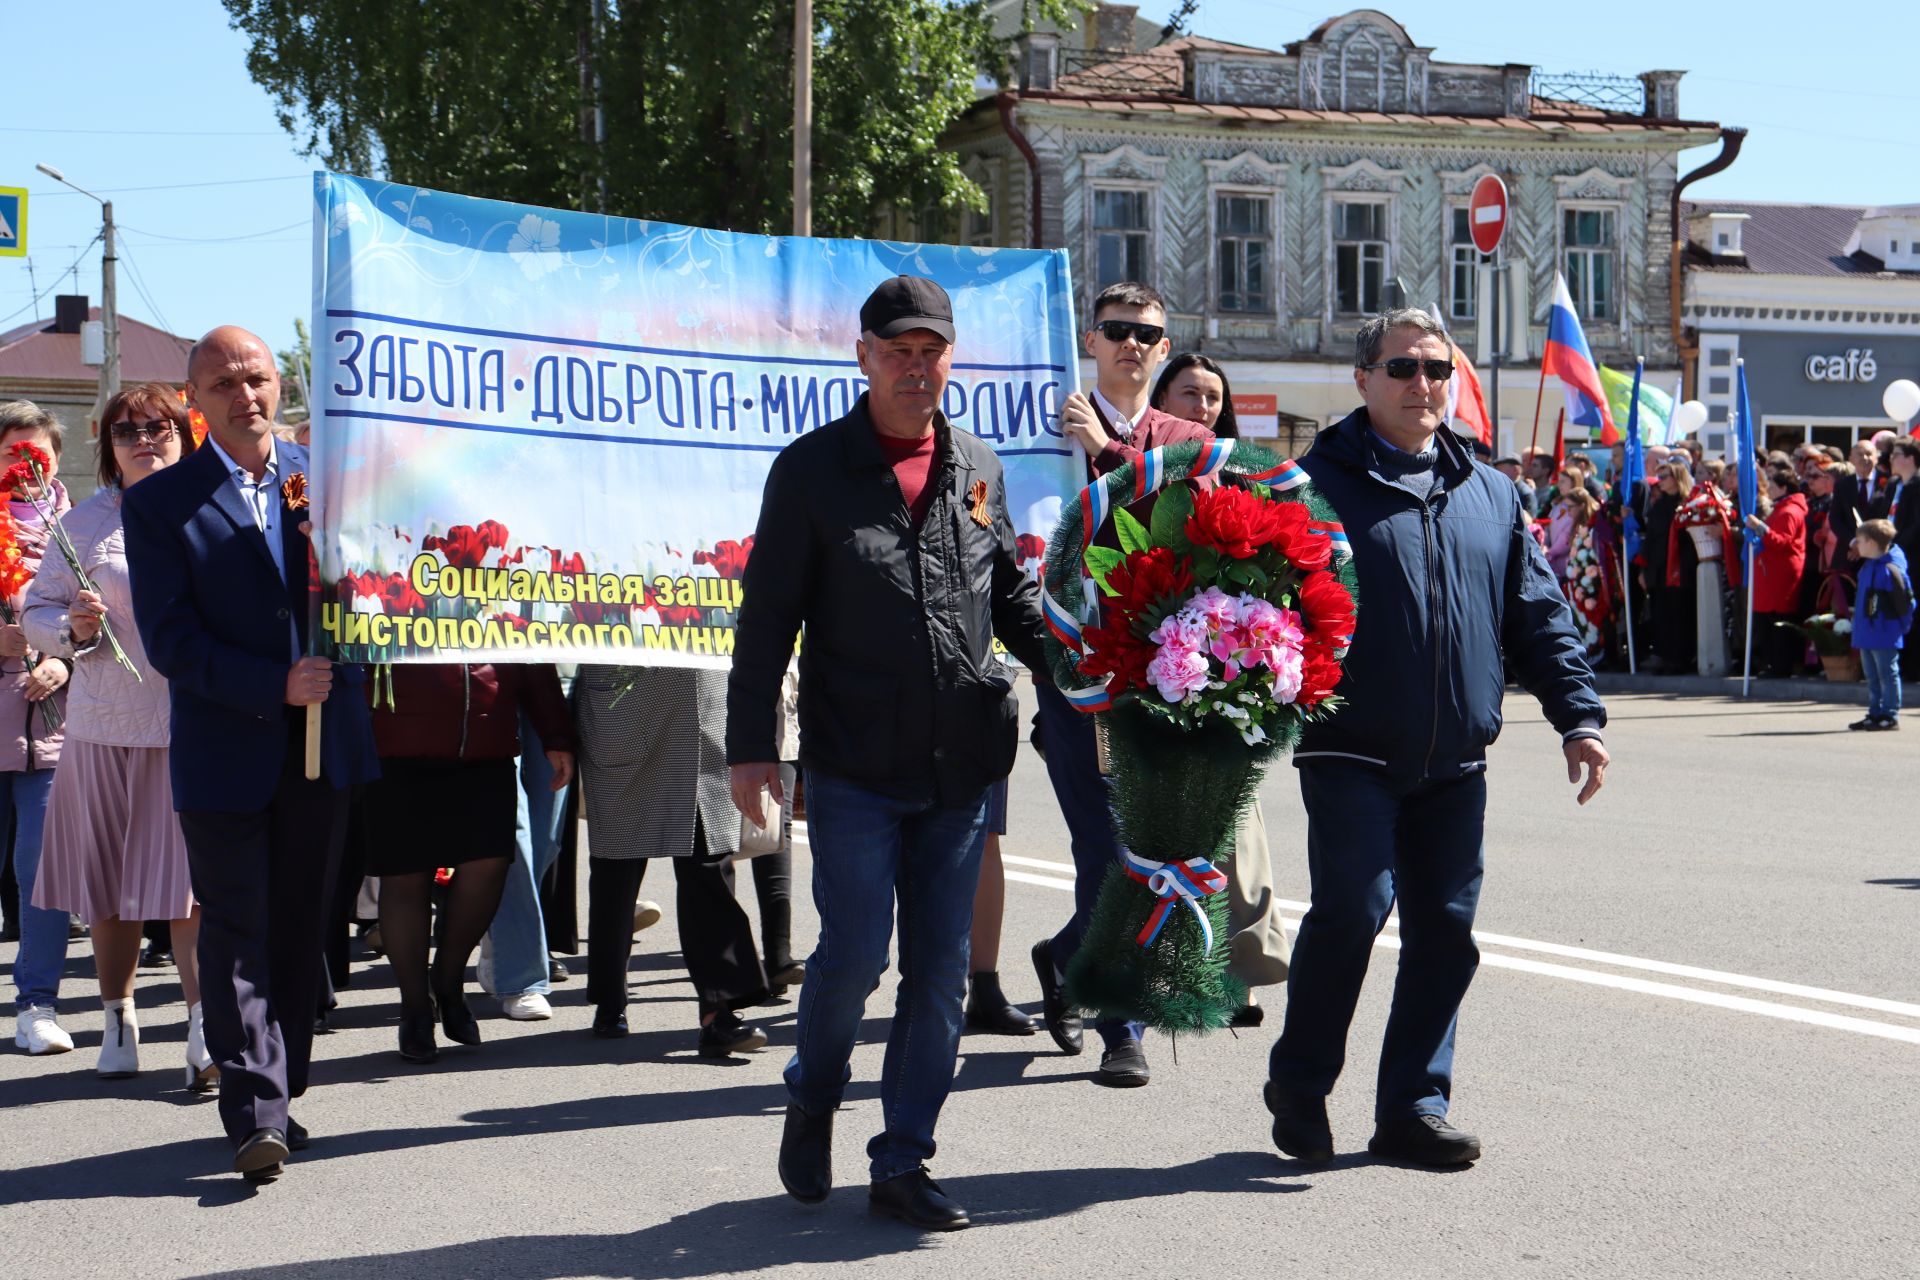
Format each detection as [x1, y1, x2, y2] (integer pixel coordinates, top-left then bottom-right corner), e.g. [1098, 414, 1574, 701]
[1468, 174, 1507, 257]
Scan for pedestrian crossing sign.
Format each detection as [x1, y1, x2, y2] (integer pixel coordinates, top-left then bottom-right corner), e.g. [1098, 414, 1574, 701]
[0, 187, 24, 257]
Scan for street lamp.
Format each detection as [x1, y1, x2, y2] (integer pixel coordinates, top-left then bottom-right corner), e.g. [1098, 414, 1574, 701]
[35, 162, 118, 423]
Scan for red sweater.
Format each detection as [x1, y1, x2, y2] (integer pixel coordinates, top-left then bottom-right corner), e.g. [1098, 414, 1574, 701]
[369, 662, 577, 760]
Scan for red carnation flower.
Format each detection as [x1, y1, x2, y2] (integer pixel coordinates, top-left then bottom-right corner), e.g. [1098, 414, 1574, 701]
[1186, 485, 1289, 560]
[7, 441, 53, 476]
[1296, 570, 1356, 640]
[476, 519, 510, 550]
[0, 462, 36, 497]
[1104, 546, 1194, 632]
[1296, 636, 1346, 709]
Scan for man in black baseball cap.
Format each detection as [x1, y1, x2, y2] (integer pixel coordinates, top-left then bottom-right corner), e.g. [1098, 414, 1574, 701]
[859, 274, 955, 344]
[728, 273, 1047, 1231]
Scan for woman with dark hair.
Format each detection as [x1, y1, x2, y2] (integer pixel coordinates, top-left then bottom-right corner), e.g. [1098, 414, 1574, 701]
[21, 383, 207, 1078]
[1150, 353, 1238, 439]
[1745, 464, 1809, 677]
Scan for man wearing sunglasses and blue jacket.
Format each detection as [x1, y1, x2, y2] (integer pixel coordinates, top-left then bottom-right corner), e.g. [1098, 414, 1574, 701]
[1263, 307, 1609, 1169]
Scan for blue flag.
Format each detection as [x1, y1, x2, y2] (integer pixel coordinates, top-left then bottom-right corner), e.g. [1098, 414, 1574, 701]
[1735, 359, 1762, 551]
[1622, 359, 1645, 563]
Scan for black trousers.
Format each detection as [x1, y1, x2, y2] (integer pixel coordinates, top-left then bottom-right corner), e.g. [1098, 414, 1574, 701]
[586, 820, 767, 1017]
[178, 740, 350, 1149]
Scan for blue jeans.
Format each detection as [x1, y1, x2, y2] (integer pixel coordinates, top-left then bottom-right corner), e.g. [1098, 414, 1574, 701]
[1862, 647, 1903, 721]
[1034, 681, 1143, 1049]
[6, 768, 64, 1011]
[487, 712, 570, 997]
[788, 770, 989, 1181]
[1271, 761, 1486, 1121]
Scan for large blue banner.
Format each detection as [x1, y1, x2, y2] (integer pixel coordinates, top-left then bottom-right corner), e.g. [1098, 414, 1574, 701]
[308, 172, 1080, 664]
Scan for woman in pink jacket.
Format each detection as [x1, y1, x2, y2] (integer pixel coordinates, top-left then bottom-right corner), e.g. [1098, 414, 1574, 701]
[1, 401, 72, 1057]
[24, 383, 208, 1083]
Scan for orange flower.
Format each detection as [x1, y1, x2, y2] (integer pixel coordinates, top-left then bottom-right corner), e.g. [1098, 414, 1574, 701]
[176, 388, 209, 446]
[282, 472, 309, 511]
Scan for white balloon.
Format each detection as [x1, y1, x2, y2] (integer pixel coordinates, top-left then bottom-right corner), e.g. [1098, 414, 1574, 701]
[1883, 378, 1920, 424]
[1670, 400, 1709, 436]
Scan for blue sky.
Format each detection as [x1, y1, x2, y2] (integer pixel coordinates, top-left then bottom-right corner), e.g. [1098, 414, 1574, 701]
[3, 2, 1913, 359]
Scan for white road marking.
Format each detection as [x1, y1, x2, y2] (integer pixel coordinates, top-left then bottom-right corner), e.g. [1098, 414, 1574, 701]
[976, 850, 1920, 1042]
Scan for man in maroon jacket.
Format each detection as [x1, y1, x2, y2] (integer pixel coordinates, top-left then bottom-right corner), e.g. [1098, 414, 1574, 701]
[1031, 282, 1213, 1088]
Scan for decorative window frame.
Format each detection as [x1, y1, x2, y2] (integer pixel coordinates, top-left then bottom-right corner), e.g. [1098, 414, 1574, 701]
[1204, 151, 1286, 322]
[960, 155, 1002, 248]
[1321, 159, 1404, 323]
[1437, 164, 1501, 324]
[1081, 145, 1168, 302]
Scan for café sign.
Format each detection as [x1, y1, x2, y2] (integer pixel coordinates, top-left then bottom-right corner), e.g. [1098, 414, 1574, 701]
[1804, 347, 1878, 383]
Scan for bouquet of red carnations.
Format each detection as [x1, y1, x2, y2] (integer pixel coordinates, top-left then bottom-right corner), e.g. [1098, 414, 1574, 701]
[1042, 439, 1357, 1031]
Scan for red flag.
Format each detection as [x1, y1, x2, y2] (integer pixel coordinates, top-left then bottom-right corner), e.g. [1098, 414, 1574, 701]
[1446, 338, 1494, 448]
[1551, 409, 1566, 475]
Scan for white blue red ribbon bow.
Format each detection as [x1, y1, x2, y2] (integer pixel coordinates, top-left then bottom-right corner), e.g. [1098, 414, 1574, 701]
[1122, 849, 1229, 951]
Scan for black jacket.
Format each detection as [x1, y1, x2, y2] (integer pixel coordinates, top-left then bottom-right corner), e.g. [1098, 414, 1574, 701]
[1294, 409, 1606, 778]
[726, 396, 1048, 805]
[1829, 469, 1885, 552]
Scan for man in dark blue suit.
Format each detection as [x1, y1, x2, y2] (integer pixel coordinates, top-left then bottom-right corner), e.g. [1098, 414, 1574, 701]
[124, 325, 377, 1184]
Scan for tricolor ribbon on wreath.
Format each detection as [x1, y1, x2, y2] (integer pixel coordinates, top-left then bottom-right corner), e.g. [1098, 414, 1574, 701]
[1122, 849, 1230, 952]
[1040, 442, 1355, 711]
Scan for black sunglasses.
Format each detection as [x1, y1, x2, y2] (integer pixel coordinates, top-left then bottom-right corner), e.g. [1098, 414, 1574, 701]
[108, 420, 179, 444]
[1092, 320, 1165, 347]
[1361, 358, 1455, 382]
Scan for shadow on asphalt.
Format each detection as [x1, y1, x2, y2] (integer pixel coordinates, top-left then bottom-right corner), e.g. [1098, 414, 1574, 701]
[1704, 728, 1853, 737]
[159, 1151, 1306, 1278]
[1864, 878, 1920, 890]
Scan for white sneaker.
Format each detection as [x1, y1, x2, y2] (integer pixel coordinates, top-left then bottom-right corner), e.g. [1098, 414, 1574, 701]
[15, 1004, 74, 1055]
[184, 1001, 218, 1092]
[633, 900, 663, 934]
[499, 992, 553, 1021]
[477, 933, 499, 995]
[98, 999, 140, 1077]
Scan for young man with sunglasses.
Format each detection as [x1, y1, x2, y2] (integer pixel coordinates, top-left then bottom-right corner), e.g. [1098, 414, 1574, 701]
[1032, 282, 1213, 1089]
[1262, 307, 1609, 1169]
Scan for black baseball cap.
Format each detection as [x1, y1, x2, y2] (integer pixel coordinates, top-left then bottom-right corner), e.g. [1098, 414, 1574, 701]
[860, 275, 955, 344]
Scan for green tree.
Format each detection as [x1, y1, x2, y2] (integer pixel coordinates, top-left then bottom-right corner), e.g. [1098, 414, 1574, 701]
[223, 0, 1083, 236]
[276, 316, 311, 418]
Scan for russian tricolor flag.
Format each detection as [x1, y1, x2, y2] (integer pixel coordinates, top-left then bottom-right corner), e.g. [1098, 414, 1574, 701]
[1543, 273, 1618, 446]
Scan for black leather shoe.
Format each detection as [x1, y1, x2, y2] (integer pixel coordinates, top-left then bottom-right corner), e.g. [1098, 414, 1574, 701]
[1264, 1081, 1334, 1163]
[965, 971, 1036, 1036]
[1368, 1113, 1482, 1166]
[591, 1008, 629, 1039]
[234, 1127, 289, 1182]
[286, 1118, 309, 1151]
[767, 961, 806, 993]
[435, 982, 482, 1046]
[1029, 940, 1083, 1056]
[698, 1010, 768, 1057]
[868, 1167, 970, 1231]
[778, 1102, 834, 1204]
[549, 960, 570, 983]
[398, 1007, 439, 1064]
[1229, 1002, 1265, 1028]
[1095, 1038, 1150, 1087]
[139, 940, 173, 968]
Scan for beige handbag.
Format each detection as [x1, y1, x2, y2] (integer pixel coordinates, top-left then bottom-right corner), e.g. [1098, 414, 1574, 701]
[737, 763, 796, 861]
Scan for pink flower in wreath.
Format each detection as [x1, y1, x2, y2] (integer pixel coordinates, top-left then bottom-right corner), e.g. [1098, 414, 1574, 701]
[1266, 643, 1306, 705]
[1146, 642, 1210, 704]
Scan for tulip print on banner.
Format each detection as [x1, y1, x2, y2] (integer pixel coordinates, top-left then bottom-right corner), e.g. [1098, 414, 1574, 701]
[308, 173, 1081, 666]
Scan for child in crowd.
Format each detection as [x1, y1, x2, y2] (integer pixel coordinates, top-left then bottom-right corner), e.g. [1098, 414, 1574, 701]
[1849, 519, 1913, 731]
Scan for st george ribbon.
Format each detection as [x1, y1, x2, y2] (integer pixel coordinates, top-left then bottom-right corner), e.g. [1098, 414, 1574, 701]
[307, 172, 1080, 666]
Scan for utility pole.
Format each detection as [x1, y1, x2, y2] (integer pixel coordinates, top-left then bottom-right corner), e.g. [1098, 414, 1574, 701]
[35, 164, 117, 423]
[793, 0, 813, 236]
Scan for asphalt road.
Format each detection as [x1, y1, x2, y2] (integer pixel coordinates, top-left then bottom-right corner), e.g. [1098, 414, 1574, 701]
[4, 688, 1917, 1279]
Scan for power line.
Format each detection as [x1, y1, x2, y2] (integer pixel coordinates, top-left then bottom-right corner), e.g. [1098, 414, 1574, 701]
[116, 239, 176, 338]
[123, 219, 306, 244]
[0, 234, 103, 329]
[0, 126, 284, 137]
[28, 175, 308, 199]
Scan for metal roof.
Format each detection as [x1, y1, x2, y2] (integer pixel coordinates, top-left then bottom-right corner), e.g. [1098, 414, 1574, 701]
[0, 309, 193, 385]
[1682, 201, 1883, 277]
